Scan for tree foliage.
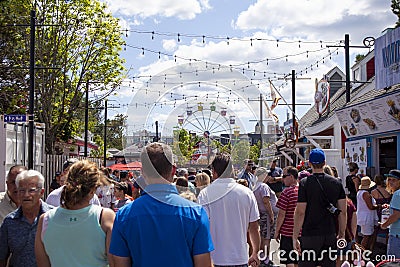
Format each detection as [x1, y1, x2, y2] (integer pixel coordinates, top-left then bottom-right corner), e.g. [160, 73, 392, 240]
[231, 140, 250, 166]
[249, 141, 261, 164]
[0, 0, 126, 154]
[172, 128, 196, 165]
[392, 0, 400, 28]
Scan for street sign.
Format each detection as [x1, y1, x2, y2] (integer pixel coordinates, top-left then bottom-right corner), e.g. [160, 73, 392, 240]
[3, 114, 27, 123]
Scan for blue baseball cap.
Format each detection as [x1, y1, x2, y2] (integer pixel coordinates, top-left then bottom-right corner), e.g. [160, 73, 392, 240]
[309, 148, 325, 164]
[385, 169, 400, 180]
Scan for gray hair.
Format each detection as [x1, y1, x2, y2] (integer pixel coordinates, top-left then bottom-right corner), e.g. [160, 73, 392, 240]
[15, 170, 45, 188]
[254, 167, 268, 177]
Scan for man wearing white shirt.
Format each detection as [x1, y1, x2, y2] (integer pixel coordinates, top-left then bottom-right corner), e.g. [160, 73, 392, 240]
[46, 158, 100, 207]
[198, 153, 260, 267]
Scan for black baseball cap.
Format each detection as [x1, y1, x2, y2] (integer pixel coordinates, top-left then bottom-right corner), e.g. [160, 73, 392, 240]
[63, 158, 79, 171]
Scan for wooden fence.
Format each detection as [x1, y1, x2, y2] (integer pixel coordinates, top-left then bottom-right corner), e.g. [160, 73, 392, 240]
[43, 154, 103, 197]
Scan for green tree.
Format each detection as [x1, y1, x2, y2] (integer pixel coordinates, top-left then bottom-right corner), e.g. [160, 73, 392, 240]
[249, 141, 261, 164]
[0, 1, 31, 115]
[0, 0, 126, 153]
[355, 54, 365, 63]
[392, 0, 400, 28]
[231, 140, 250, 166]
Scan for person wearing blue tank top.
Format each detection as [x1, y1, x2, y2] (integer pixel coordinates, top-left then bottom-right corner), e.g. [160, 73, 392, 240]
[34, 160, 115, 267]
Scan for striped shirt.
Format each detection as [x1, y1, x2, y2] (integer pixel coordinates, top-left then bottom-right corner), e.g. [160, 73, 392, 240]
[276, 185, 298, 237]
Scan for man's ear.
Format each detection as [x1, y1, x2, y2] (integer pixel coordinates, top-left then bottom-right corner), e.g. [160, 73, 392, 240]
[171, 165, 177, 178]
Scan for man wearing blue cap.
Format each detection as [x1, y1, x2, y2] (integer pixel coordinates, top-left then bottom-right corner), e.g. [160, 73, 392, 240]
[293, 148, 347, 267]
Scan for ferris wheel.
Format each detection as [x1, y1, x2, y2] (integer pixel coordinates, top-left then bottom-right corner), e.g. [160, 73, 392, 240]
[177, 102, 239, 138]
[176, 102, 241, 165]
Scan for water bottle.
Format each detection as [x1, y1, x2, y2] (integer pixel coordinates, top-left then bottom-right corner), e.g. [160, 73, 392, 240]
[381, 208, 390, 224]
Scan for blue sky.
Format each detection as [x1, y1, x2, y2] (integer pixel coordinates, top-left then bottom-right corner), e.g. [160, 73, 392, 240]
[102, 0, 397, 137]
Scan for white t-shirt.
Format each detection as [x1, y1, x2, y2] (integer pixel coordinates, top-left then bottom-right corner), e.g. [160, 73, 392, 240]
[96, 184, 116, 208]
[197, 178, 260, 266]
[46, 185, 101, 207]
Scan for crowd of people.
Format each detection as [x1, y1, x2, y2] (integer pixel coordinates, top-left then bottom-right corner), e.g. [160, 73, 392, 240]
[0, 143, 399, 267]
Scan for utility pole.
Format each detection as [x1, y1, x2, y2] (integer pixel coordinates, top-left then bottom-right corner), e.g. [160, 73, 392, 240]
[12, 8, 62, 168]
[248, 94, 265, 166]
[345, 34, 351, 103]
[291, 70, 296, 137]
[155, 121, 159, 142]
[28, 10, 36, 169]
[327, 34, 374, 104]
[103, 99, 108, 167]
[84, 80, 89, 157]
[102, 101, 120, 167]
[260, 94, 264, 152]
[277, 70, 311, 166]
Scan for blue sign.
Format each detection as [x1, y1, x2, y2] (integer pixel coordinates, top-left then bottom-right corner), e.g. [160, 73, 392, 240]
[4, 114, 27, 123]
[375, 27, 400, 89]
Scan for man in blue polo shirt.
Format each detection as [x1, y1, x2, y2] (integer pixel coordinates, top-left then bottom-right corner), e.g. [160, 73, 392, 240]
[110, 142, 214, 267]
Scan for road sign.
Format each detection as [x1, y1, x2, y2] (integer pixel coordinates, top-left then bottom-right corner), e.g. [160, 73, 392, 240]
[3, 114, 27, 123]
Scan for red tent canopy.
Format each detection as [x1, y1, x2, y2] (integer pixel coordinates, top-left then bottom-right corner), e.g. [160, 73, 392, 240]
[108, 162, 142, 171]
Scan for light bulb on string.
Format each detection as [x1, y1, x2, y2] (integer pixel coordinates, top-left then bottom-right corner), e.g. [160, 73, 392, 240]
[202, 35, 205, 43]
[226, 37, 230, 45]
[250, 38, 253, 46]
[151, 31, 154, 39]
[158, 52, 161, 59]
[142, 48, 144, 55]
[298, 40, 301, 48]
[177, 33, 180, 42]
[276, 40, 279, 47]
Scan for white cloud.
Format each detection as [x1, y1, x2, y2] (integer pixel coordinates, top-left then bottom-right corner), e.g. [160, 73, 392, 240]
[109, 0, 397, 126]
[162, 39, 177, 52]
[105, 0, 210, 20]
[235, 0, 396, 43]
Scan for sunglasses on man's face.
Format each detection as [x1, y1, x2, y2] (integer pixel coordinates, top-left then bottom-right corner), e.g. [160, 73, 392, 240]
[282, 174, 291, 178]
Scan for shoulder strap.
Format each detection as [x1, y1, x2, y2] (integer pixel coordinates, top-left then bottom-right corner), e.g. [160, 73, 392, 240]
[99, 207, 104, 224]
[314, 174, 331, 204]
[376, 188, 386, 199]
